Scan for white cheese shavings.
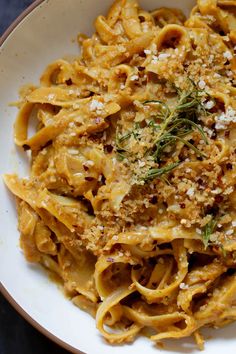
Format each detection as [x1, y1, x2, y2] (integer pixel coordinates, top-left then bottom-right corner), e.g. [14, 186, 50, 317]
[187, 187, 195, 197]
[204, 100, 215, 110]
[215, 107, 236, 130]
[48, 93, 55, 101]
[211, 188, 222, 194]
[223, 51, 233, 60]
[224, 186, 234, 195]
[179, 283, 189, 290]
[180, 219, 187, 225]
[138, 160, 146, 167]
[130, 75, 139, 81]
[90, 99, 104, 112]
[225, 229, 234, 236]
[151, 53, 170, 64]
[151, 55, 159, 64]
[203, 126, 214, 138]
[158, 53, 171, 60]
[198, 80, 206, 90]
[85, 160, 95, 167]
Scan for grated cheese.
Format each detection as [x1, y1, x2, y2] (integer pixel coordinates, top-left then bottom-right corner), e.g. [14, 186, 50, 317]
[187, 187, 195, 197]
[223, 51, 233, 60]
[198, 80, 206, 90]
[90, 99, 104, 111]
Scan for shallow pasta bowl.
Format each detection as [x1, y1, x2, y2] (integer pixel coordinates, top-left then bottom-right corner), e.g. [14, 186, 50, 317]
[0, 0, 236, 353]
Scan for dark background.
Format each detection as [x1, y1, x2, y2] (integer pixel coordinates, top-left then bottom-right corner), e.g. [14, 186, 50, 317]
[0, 1, 70, 353]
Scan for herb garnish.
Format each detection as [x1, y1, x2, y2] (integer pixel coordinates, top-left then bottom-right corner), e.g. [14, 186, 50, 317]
[144, 162, 181, 181]
[116, 80, 210, 182]
[202, 217, 218, 249]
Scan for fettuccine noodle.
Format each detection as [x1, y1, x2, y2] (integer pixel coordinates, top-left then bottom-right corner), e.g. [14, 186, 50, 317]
[4, 0, 236, 350]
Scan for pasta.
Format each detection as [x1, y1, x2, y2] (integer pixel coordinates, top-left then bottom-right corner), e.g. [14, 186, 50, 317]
[4, 0, 236, 350]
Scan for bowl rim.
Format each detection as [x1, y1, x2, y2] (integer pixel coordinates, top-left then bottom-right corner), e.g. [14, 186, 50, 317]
[0, 1, 84, 353]
[3, 1, 236, 354]
[0, 0, 42, 46]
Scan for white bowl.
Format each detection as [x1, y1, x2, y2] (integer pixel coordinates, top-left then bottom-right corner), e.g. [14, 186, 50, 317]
[0, 1, 236, 353]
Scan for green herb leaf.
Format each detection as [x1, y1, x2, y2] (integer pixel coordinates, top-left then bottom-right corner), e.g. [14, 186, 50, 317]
[115, 79, 212, 183]
[169, 135, 207, 158]
[144, 162, 180, 182]
[220, 245, 227, 258]
[202, 217, 218, 249]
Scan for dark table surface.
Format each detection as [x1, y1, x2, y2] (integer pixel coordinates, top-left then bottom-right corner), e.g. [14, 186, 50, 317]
[0, 1, 70, 353]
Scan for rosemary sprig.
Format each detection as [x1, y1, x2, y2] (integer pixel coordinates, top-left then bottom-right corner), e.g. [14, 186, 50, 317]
[169, 135, 207, 158]
[143, 100, 170, 120]
[115, 133, 128, 160]
[144, 87, 209, 157]
[143, 162, 180, 181]
[202, 217, 218, 249]
[172, 119, 208, 144]
[119, 132, 132, 142]
[116, 80, 211, 182]
[116, 123, 141, 144]
[220, 245, 227, 258]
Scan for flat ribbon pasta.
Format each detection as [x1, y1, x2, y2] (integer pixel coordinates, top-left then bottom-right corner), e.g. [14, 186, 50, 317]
[4, 0, 236, 350]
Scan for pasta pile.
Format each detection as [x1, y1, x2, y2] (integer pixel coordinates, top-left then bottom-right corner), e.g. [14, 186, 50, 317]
[4, 0, 236, 350]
